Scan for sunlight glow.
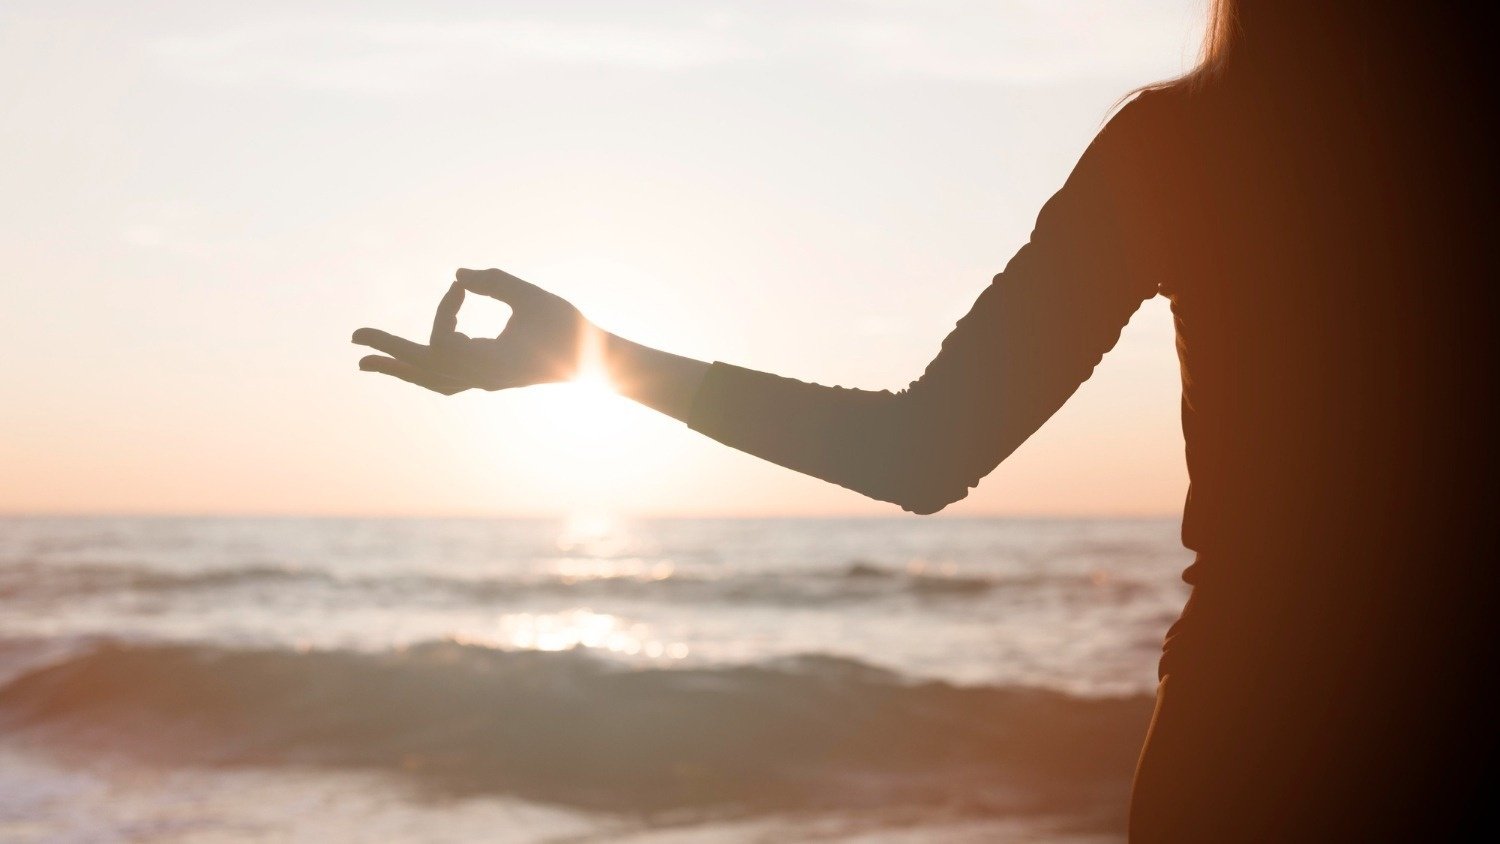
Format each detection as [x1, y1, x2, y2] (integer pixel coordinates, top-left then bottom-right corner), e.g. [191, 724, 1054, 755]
[451, 609, 690, 660]
[572, 325, 614, 394]
[557, 510, 622, 552]
[551, 556, 675, 583]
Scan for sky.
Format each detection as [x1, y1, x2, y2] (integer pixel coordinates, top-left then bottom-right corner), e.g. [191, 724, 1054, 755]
[0, 0, 1208, 518]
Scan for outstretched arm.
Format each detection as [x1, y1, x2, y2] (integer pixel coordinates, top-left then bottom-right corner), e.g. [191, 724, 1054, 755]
[355, 94, 1167, 514]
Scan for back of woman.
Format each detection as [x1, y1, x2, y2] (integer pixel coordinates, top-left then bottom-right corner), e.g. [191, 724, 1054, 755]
[1129, 3, 1496, 839]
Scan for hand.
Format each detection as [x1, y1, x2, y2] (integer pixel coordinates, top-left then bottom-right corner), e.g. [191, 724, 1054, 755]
[353, 268, 592, 395]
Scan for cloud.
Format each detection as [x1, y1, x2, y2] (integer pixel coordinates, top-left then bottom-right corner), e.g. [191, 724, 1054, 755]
[149, 15, 754, 94]
[809, 0, 1201, 83]
[147, 1, 1203, 94]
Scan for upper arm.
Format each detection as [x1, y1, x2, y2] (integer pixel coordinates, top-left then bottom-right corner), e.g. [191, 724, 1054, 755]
[684, 94, 1173, 514]
[894, 94, 1170, 506]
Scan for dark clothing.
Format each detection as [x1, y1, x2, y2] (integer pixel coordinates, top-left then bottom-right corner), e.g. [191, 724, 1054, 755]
[687, 80, 1495, 839]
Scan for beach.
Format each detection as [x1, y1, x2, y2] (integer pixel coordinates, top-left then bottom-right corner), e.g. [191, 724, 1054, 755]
[0, 516, 1189, 842]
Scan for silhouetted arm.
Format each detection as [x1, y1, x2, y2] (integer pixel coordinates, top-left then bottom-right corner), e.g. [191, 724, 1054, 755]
[684, 97, 1165, 513]
[353, 96, 1165, 514]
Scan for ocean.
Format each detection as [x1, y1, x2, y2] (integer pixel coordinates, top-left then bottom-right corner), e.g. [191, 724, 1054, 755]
[0, 515, 1191, 842]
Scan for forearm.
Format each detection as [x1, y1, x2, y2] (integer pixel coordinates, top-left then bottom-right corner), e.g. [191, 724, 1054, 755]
[597, 325, 957, 510]
[688, 362, 972, 514]
[601, 331, 711, 422]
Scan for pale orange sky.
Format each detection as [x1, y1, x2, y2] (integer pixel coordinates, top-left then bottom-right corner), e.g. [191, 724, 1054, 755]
[1, 1, 1207, 517]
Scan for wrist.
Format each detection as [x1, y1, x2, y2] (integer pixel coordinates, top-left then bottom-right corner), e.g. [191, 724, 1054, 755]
[599, 331, 710, 422]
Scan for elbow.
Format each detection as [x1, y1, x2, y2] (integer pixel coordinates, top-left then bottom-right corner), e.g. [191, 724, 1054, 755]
[864, 450, 978, 515]
[837, 394, 996, 515]
[900, 497, 961, 516]
[892, 482, 970, 516]
[827, 449, 971, 514]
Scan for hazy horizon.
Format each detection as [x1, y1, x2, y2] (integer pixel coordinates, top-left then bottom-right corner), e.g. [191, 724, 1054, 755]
[0, 510, 1185, 520]
[2, 1, 1208, 518]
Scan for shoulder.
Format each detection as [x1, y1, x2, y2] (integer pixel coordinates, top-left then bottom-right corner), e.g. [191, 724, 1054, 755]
[1069, 85, 1196, 194]
[1102, 85, 1191, 148]
[1033, 84, 1198, 231]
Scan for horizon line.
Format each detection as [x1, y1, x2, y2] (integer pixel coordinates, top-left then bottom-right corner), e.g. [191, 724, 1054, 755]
[0, 509, 1183, 521]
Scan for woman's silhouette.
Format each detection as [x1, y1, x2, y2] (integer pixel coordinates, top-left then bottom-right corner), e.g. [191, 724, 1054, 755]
[354, 3, 1493, 840]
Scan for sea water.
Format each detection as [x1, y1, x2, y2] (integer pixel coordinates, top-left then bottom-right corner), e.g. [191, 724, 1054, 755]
[0, 516, 1191, 842]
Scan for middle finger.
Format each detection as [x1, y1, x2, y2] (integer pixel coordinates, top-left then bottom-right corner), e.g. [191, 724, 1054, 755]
[352, 328, 445, 369]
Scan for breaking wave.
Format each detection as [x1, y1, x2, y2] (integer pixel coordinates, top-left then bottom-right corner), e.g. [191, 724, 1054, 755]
[0, 560, 1151, 607]
[0, 638, 1152, 817]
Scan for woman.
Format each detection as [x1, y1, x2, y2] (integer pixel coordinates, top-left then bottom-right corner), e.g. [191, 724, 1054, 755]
[353, 2, 1493, 839]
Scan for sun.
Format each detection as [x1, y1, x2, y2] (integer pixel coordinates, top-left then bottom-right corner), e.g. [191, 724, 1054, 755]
[545, 324, 624, 443]
[452, 259, 701, 515]
[571, 324, 614, 395]
[494, 328, 669, 512]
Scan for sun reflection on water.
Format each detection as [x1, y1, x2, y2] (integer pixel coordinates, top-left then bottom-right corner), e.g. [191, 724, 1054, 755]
[556, 510, 620, 552]
[552, 510, 665, 564]
[551, 557, 674, 583]
[450, 608, 689, 660]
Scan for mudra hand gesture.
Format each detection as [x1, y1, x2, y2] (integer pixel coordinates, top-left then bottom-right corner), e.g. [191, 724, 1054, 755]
[354, 268, 707, 416]
[353, 268, 594, 395]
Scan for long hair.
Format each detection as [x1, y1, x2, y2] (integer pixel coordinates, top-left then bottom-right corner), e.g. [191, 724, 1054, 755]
[1183, 0, 1236, 88]
[1158, 1, 1475, 95]
[1117, 0, 1233, 108]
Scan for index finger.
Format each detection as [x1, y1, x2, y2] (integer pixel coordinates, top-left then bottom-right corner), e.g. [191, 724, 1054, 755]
[431, 281, 465, 344]
[455, 267, 539, 304]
